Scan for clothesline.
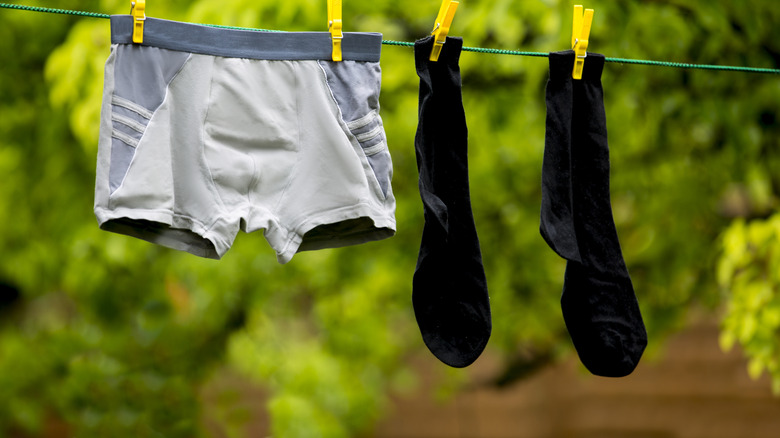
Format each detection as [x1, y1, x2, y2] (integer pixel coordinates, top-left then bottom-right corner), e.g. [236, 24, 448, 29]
[2, 2, 780, 75]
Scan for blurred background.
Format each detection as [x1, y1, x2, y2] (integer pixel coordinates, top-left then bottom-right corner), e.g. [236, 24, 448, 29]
[1, 0, 779, 436]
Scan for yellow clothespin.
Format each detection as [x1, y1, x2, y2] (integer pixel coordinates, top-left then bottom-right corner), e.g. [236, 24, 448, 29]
[429, 0, 459, 62]
[327, 0, 343, 62]
[130, 0, 146, 44]
[571, 5, 594, 80]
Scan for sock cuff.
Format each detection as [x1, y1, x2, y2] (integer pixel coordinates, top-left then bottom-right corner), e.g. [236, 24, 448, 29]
[414, 35, 463, 68]
[548, 50, 605, 82]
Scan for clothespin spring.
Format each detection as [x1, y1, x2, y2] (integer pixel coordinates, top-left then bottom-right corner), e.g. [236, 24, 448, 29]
[430, 22, 445, 51]
[573, 38, 587, 60]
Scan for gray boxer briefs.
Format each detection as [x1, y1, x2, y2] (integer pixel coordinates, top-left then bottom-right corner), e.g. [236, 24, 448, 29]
[95, 16, 395, 263]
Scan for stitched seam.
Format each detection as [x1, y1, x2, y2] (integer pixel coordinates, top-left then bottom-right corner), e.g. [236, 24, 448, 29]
[201, 55, 230, 213]
[316, 60, 348, 129]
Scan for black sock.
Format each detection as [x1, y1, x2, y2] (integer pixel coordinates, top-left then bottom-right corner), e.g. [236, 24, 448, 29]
[541, 50, 647, 377]
[412, 36, 491, 368]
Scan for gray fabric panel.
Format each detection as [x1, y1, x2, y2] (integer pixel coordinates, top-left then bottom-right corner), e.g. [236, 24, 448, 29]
[111, 15, 382, 62]
[318, 60, 382, 122]
[366, 149, 392, 198]
[113, 45, 190, 111]
[316, 59, 388, 197]
[109, 137, 137, 193]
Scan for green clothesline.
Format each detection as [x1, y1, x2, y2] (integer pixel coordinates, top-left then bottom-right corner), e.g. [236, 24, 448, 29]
[2, 2, 779, 75]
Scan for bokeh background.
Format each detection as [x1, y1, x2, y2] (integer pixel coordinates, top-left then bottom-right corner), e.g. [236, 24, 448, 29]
[1, 0, 779, 436]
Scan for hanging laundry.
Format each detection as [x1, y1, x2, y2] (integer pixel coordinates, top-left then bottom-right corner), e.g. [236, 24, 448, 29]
[540, 50, 647, 377]
[412, 34, 492, 368]
[94, 14, 396, 263]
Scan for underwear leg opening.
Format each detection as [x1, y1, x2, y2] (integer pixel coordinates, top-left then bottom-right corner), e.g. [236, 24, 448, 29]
[100, 218, 221, 259]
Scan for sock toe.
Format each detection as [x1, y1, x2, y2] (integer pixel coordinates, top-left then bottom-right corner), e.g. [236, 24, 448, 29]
[413, 261, 492, 368]
[561, 262, 648, 377]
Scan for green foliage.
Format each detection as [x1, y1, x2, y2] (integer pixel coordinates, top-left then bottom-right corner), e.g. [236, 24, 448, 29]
[1, 0, 779, 436]
[718, 215, 780, 393]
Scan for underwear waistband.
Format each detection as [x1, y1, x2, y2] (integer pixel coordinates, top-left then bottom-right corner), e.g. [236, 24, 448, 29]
[110, 15, 382, 62]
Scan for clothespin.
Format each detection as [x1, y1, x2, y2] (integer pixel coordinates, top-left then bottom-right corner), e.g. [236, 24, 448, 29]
[327, 0, 343, 61]
[571, 5, 594, 80]
[429, 0, 459, 62]
[130, 0, 146, 44]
